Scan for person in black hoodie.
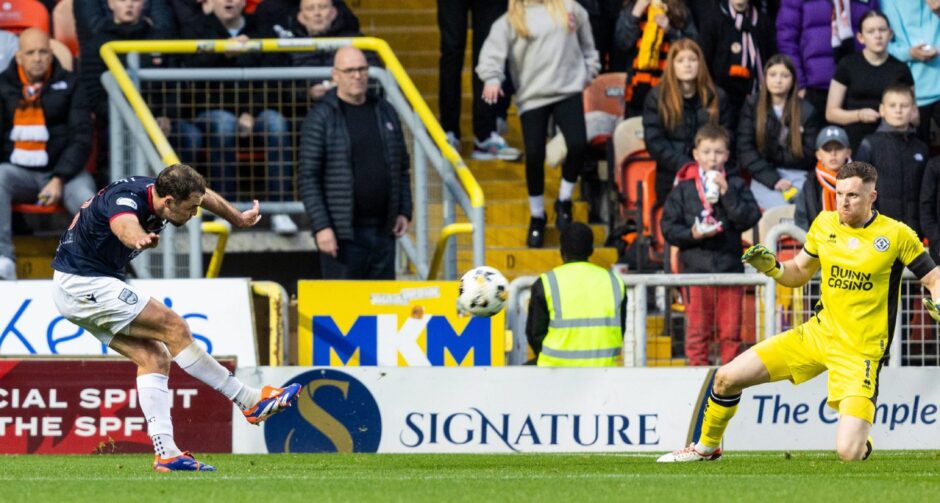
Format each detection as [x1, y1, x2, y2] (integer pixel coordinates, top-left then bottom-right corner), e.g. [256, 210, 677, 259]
[0, 30, 94, 280]
[177, 0, 294, 231]
[696, 0, 775, 130]
[736, 54, 819, 210]
[855, 84, 929, 237]
[642, 38, 733, 204]
[661, 124, 760, 365]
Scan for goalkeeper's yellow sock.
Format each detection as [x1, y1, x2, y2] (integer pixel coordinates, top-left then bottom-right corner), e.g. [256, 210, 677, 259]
[696, 389, 741, 452]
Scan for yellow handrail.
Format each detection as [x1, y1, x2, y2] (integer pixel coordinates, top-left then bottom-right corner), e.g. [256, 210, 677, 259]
[99, 38, 485, 208]
[250, 281, 287, 366]
[427, 223, 473, 280]
[201, 221, 230, 279]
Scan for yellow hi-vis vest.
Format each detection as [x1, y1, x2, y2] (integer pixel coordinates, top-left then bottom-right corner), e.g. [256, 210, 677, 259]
[537, 261, 626, 367]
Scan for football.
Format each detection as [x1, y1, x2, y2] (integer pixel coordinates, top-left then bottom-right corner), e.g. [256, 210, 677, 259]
[457, 266, 509, 317]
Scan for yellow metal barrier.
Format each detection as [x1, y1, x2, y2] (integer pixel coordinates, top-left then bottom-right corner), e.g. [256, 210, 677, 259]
[250, 281, 287, 366]
[427, 223, 473, 280]
[201, 221, 230, 279]
[99, 37, 484, 209]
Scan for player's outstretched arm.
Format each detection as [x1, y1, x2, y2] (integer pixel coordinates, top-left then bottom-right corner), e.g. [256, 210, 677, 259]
[200, 189, 262, 229]
[110, 213, 160, 250]
[742, 245, 819, 288]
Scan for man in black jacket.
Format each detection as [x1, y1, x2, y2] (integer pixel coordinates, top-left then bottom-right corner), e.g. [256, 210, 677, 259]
[0, 30, 94, 280]
[298, 47, 412, 279]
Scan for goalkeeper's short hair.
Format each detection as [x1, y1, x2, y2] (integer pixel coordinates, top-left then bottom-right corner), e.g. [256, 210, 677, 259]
[837, 161, 877, 185]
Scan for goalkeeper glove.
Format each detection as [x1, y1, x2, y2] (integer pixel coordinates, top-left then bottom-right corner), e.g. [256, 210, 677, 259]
[741, 244, 783, 279]
[924, 298, 940, 323]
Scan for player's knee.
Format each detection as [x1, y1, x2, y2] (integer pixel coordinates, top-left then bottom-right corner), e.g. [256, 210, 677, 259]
[136, 341, 172, 374]
[161, 311, 193, 347]
[836, 440, 867, 461]
[712, 367, 739, 395]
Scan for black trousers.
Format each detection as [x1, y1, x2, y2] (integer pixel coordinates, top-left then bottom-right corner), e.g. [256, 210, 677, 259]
[519, 93, 587, 197]
[438, 0, 509, 141]
[318, 226, 397, 280]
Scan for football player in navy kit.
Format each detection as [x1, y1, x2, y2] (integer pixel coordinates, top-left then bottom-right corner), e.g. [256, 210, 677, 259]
[51, 164, 301, 472]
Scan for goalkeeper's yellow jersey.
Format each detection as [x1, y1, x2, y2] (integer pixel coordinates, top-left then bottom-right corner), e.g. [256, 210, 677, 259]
[803, 211, 931, 356]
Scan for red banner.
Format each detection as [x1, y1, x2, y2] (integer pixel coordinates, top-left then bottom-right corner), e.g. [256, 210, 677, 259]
[0, 358, 233, 454]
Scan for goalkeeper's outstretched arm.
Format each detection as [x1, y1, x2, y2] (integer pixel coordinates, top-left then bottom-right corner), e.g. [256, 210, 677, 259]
[742, 244, 819, 288]
[776, 250, 821, 288]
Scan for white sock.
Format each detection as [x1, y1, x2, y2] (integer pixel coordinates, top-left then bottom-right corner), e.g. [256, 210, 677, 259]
[137, 373, 182, 458]
[173, 342, 260, 410]
[528, 195, 545, 218]
[695, 442, 717, 455]
[558, 179, 576, 202]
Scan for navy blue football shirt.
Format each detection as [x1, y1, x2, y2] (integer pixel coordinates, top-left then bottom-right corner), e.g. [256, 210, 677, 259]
[52, 177, 166, 280]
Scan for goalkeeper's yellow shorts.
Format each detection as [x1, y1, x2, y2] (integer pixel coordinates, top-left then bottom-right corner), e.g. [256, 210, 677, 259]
[753, 316, 880, 423]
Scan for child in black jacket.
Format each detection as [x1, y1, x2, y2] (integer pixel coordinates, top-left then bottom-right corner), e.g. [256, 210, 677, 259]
[661, 124, 761, 365]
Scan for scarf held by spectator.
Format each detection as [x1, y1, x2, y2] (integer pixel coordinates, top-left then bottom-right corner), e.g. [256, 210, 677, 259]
[636, 1, 667, 71]
[727, 0, 762, 92]
[815, 161, 838, 212]
[10, 63, 49, 167]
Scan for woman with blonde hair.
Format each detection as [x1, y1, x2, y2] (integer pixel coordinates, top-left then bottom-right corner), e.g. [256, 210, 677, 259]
[477, 0, 600, 248]
[642, 38, 732, 203]
[737, 54, 820, 210]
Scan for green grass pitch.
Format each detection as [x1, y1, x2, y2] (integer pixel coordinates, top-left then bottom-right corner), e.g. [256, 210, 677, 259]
[2, 451, 940, 502]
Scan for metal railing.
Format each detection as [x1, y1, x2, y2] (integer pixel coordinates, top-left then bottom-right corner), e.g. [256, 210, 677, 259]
[503, 222, 940, 367]
[100, 37, 485, 280]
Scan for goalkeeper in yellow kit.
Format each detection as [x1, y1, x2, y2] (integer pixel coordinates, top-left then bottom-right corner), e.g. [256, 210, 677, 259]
[658, 162, 940, 462]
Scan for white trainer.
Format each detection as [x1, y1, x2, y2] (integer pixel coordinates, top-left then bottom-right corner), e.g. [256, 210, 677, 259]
[472, 132, 522, 161]
[656, 443, 722, 462]
[0, 255, 15, 280]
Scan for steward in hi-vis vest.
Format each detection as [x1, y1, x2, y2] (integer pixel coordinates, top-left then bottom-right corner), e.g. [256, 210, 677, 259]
[526, 222, 627, 366]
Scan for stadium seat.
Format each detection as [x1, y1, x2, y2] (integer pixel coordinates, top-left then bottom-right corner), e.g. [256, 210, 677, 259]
[612, 116, 644, 170]
[757, 205, 801, 260]
[582, 72, 626, 147]
[52, 0, 78, 56]
[0, 0, 51, 34]
[12, 202, 64, 214]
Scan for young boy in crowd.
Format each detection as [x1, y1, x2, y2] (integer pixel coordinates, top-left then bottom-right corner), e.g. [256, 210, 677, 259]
[855, 83, 929, 236]
[795, 126, 853, 231]
[661, 124, 761, 365]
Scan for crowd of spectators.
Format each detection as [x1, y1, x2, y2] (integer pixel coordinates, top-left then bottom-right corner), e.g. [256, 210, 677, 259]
[4, 0, 940, 281]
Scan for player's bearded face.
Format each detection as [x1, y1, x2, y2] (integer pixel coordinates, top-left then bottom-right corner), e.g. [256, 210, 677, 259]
[164, 193, 204, 226]
[835, 177, 875, 227]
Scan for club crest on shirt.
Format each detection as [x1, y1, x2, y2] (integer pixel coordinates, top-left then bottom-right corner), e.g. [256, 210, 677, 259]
[116, 197, 138, 210]
[874, 236, 890, 252]
[118, 288, 138, 305]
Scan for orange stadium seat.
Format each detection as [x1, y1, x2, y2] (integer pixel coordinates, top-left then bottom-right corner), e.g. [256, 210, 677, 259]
[12, 203, 64, 214]
[582, 72, 626, 147]
[0, 0, 50, 34]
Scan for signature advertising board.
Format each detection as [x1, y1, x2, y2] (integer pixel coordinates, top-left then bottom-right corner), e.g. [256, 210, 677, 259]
[233, 367, 708, 453]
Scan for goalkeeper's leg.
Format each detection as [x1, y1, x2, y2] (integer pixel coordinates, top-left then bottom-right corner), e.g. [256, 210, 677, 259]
[700, 351, 772, 448]
[658, 350, 772, 462]
[835, 401, 874, 461]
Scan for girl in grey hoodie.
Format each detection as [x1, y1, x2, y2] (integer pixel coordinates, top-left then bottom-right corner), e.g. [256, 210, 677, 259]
[477, 0, 600, 248]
